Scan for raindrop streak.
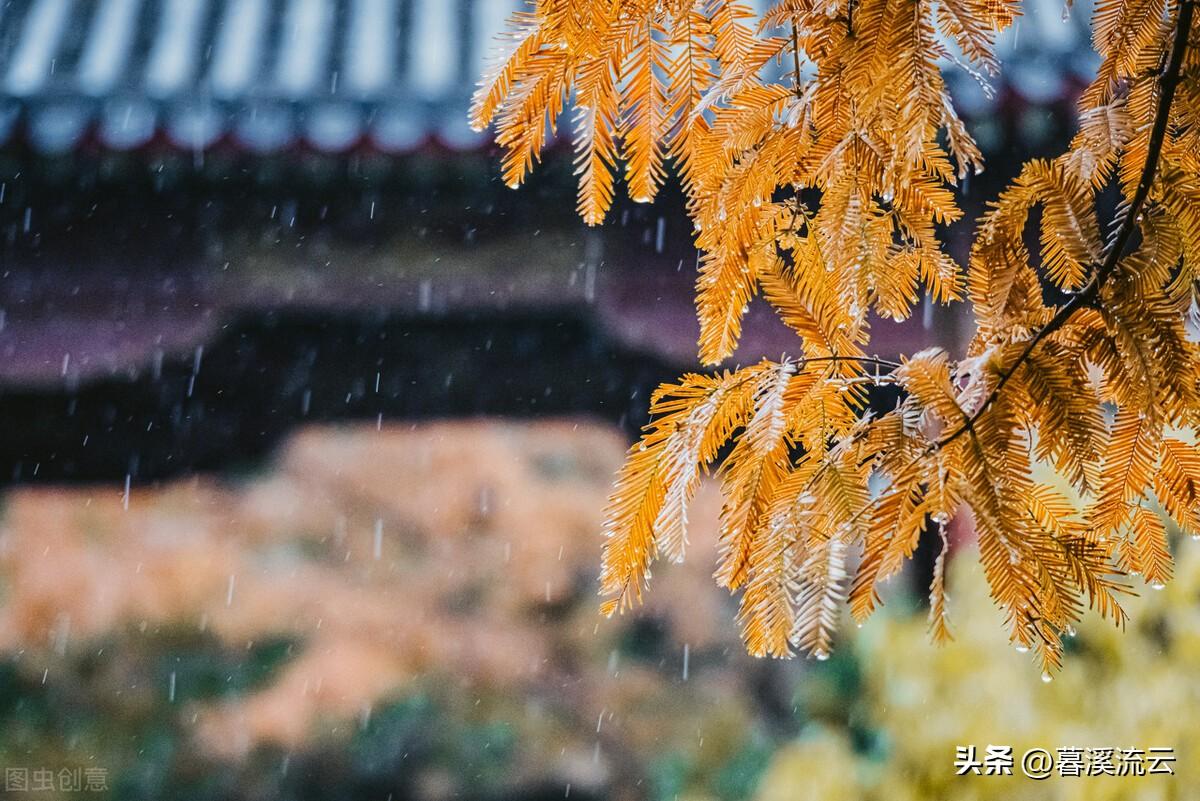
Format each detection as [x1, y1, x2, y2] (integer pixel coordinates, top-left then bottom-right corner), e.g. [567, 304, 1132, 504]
[654, 217, 666, 253]
[373, 519, 383, 560]
[122, 475, 131, 511]
[168, 671, 177, 703]
[682, 644, 690, 681]
[53, 615, 71, 656]
[226, 575, 236, 607]
[584, 260, 597, 303]
[584, 231, 602, 303]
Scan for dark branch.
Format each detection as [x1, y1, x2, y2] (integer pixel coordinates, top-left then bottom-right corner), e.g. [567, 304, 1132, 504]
[934, 0, 1195, 452]
[801, 355, 904, 371]
[791, 22, 804, 99]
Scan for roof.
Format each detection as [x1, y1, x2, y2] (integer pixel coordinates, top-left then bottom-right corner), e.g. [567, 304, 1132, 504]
[0, 0, 520, 154]
[0, 0, 1098, 156]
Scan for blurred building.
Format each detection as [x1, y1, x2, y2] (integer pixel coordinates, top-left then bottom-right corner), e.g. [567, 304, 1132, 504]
[0, 0, 498, 155]
[0, 0, 1107, 486]
[0, 0, 1096, 157]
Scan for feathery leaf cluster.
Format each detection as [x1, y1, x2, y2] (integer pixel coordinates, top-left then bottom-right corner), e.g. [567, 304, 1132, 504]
[474, 0, 1200, 674]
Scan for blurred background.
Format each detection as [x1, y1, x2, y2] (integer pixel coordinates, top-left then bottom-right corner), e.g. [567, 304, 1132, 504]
[0, 0, 1194, 799]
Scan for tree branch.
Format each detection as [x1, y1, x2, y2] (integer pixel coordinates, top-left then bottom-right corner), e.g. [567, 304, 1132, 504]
[934, 0, 1195, 452]
[792, 22, 804, 99]
[801, 355, 904, 371]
